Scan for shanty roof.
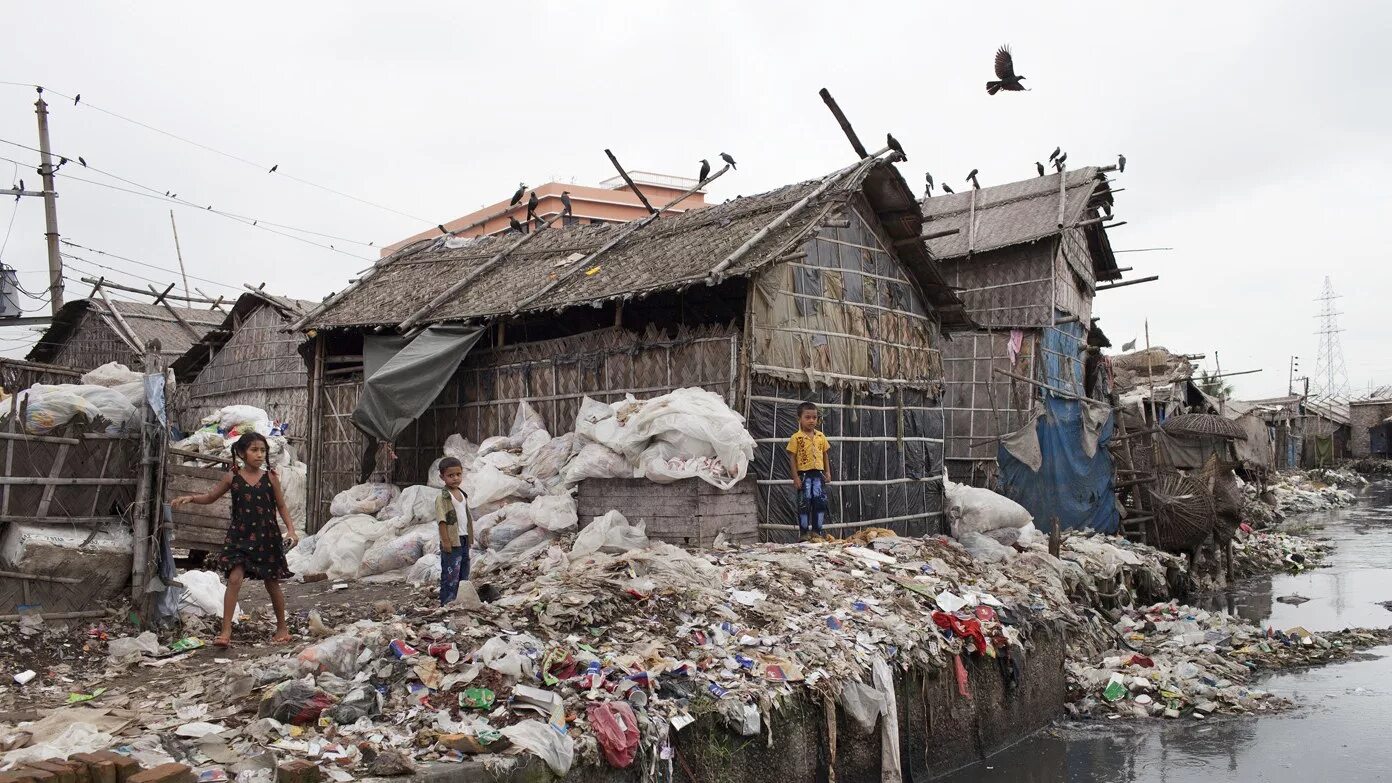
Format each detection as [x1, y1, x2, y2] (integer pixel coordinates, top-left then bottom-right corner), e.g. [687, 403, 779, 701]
[171, 291, 315, 381]
[28, 298, 224, 364]
[919, 167, 1121, 280]
[305, 157, 971, 331]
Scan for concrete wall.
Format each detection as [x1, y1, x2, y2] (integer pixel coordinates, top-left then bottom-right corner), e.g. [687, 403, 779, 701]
[1351, 401, 1392, 457]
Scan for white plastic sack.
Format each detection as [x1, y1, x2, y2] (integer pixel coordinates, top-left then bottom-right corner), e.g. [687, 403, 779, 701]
[477, 435, 519, 457]
[14, 385, 129, 434]
[510, 400, 547, 442]
[945, 480, 1034, 538]
[562, 442, 633, 484]
[330, 483, 399, 518]
[215, 404, 272, 435]
[529, 494, 578, 533]
[378, 485, 439, 532]
[482, 450, 522, 472]
[959, 531, 1013, 563]
[584, 388, 755, 488]
[465, 464, 540, 509]
[108, 631, 160, 665]
[500, 720, 574, 776]
[444, 434, 478, 462]
[297, 633, 364, 678]
[286, 514, 381, 579]
[572, 511, 648, 557]
[524, 433, 578, 484]
[482, 514, 537, 551]
[360, 524, 434, 576]
[496, 526, 551, 562]
[838, 681, 884, 732]
[175, 570, 243, 621]
[81, 362, 142, 388]
[406, 552, 442, 586]
[279, 461, 309, 537]
[574, 396, 615, 440]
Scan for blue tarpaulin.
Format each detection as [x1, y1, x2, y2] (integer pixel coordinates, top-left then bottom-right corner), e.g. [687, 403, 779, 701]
[997, 320, 1119, 533]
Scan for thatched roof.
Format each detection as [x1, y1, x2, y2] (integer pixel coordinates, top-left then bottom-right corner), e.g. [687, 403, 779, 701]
[920, 167, 1121, 280]
[171, 291, 315, 381]
[306, 158, 971, 331]
[28, 298, 224, 364]
[1110, 346, 1195, 393]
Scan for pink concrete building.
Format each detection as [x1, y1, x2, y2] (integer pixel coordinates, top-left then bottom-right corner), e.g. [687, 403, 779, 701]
[383, 172, 706, 256]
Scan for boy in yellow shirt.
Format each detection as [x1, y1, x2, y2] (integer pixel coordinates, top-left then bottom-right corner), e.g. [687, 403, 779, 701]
[787, 402, 833, 538]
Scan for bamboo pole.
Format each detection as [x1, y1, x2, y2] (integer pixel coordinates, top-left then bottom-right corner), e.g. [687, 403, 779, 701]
[399, 209, 570, 331]
[819, 88, 870, 158]
[708, 151, 884, 280]
[78, 276, 220, 305]
[89, 283, 143, 354]
[130, 345, 158, 604]
[992, 367, 1085, 402]
[149, 285, 205, 341]
[1096, 276, 1159, 292]
[0, 609, 108, 622]
[516, 164, 734, 315]
[0, 569, 81, 584]
[604, 149, 656, 214]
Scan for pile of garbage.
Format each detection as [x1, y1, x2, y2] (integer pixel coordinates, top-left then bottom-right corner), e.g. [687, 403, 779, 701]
[0, 362, 146, 435]
[1231, 528, 1330, 577]
[1258, 469, 1363, 517]
[1068, 601, 1392, 720]
[172, 404, 309, 536]
[288, 390, 755, 585]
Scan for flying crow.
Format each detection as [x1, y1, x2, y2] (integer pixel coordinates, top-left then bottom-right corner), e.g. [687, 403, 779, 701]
[886, 133, 906, 161]
[720, 152, 737, 170]
[986, 46, 1027, 94]
[1036, 161, 1046, 177]
[698, 159, 711, 182]
[510, 182, 526, 206]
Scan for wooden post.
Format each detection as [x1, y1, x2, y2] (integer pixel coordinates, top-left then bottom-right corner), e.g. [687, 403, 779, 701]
[604, 149, 656, 214]
[818, 88, 870, 158]
[1049, 517, 1061, 557]
[130, 344, 157, 605]
[79, 275, 220, 305]
[1057, 165, 1068, 227]
[967, 188, 977, 256]
[1095, 276, 1159, 292]
[90, 283, 143, 354]
[306, 333, 325, 532]
[170, 210, 191, 302]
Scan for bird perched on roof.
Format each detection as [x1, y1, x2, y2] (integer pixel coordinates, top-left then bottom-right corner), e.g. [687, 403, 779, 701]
[1048, 147, 1061, 163]
[560, 190, 573, 217]
[1055, 152, 1068, 172]
[526, 191, 539, 223]
[1036, 162, 1046, 177]
[986, 46, 1027, 95]
[924, 171, 934, 192]
[509, 216, 524, 234]
[720, 152, 737, 170]
[1117, 153, 1127, 173]
[510, 183, 526, 206]
[941, 182, 955, 194]
[886, 133, 906, 161]
[698, 159, 711, 183]
[966, 169, 980, 189]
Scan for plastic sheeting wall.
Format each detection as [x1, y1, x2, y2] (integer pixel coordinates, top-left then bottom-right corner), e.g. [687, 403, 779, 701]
[748, 379, 945, 542]
[997, 321, 1119, 533]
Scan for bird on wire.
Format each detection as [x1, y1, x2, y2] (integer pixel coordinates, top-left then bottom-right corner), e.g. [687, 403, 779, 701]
[966, 169, 980, 190]
[986, 46, 1028, 95]
[509, 216, 524, 234]
[526, 191, 539, 223]
[720, 152, 737, 170]
[73, 94, 80, 106]
[510, 182, 526, 206]
[12, 179, 20, 202]
[1048, 147, 1061, 163]
[78, 156, 86, 167]
[698, 159, 711, 183]
[1036, 161, 1046, 177]
[268, 164, 278, 173]
[1117, 153, 1127, 173]
[560, 190, 573, 217]
[941, 182, 955, 194]
[886, 133, 907, 161]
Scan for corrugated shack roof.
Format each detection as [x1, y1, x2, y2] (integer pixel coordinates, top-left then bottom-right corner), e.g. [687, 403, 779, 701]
[306, 157, 971, 332]
[919, 167, 1121, 280]
[28, 298, 224, 363]
[171, 291, 315, 381]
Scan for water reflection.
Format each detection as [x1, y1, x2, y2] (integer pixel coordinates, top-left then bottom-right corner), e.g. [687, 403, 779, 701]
[932, 484, 1392, 782]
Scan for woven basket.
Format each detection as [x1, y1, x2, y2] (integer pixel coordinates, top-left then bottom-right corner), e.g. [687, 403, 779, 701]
[1148, 470, 1216, 553]
[1161, 413, 1247, 441]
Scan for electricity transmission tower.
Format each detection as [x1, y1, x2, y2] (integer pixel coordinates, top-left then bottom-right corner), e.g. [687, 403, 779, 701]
[1310, 276, 1351, 400]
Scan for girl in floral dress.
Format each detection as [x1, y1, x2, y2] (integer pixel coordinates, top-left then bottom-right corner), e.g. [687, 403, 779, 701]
[173, 432, 298, 647]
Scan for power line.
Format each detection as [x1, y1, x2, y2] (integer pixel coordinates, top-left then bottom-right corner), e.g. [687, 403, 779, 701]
[1, 81, 435, 225]
[61, 239, 242, 292]
[61, 252, 200, 292]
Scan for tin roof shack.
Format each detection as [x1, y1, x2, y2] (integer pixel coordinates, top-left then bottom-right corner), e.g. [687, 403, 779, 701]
[1350, 396, 1392, 457]
[1242, 395, 1350, 468]
[170, 291, 313, 436]
[922, 167, 1125, 533]
[27, 298, 222, 373]
[296, 153, 970, 537]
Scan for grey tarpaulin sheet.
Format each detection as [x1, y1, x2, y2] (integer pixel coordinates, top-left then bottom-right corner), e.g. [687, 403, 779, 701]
[352, 324, 484, 444]
[1001, 411, 1043, 472]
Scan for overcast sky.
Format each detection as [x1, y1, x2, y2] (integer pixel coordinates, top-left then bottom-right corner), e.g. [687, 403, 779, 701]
[2, 2, 1389, 399]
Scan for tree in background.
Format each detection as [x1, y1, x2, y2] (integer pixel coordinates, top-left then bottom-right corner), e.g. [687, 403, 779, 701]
[1198, 369, 1233, 400]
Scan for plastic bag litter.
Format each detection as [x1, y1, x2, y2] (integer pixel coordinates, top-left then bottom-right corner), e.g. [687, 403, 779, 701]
[327, 685, 381, 724]
[12, 385, 131, 434]
[477, 635, 536, 679]
[278, 461, 309, 537]
[80, 362, 142, 388]
[466, 464, 540, 509]
[496, 526, 551, 561]
[377, 485, 439, 532]
[510, 400, 547, 443]
[215, 404, 272, 435]
[258, 679, 338, 725]
[480, 512, 537, 551]
[329, 483, 399, 518]
[572, 511, 648, 557]
[286, 514, 381, 579]
[960, 532, 1013, 563]
[717, 701, 761, 737]
[583, 388, 755, 489]
[524, 433, 578, 484]
[587, 701, 640, 768]
[360, 524, 434, 577]
[175, 570, 243, 621]
[529, 494, 578, 532]
[838, 681, 884, 732]
[108, 631, 160, 665]
[501, 720, 573, 776]
[574, 396, 615, 440]
[561, 442, 633, 484]
[297, 634, 364, 678]
[2, 721, 114, 765]
[945, 480, 1033, 539]
[406, 552, 443, 586]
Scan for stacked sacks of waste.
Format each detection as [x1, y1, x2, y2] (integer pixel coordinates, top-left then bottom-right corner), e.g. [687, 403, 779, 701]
[943, 480, 1045, 562]
[0, 361, 146, 435]
[287, 388, 756, 586]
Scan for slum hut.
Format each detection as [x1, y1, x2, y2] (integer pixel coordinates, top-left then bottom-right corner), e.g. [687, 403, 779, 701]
[1219, 398, 1276, 479]
[169, 290, 314, 436]
[26, 297, 223, 374]
[1240, 395, 1350, 469]
[920, 167, 1125, 532]
[293, 152, 971, 536]
[1350, 395, 1392, 457]
[0, 357, 82, 396]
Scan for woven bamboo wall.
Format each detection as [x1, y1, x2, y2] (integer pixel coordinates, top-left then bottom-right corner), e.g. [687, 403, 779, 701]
[311, 379, 365, 525]
[937, 243, 1056, 329]
[391, 324, 739, 488]
[941, 330, 1039, 486]
[43, 311, 141, 372]
[179, 305, 309, 432]
[0, 358, 83, 395]
[1054, 228, 1095, 323]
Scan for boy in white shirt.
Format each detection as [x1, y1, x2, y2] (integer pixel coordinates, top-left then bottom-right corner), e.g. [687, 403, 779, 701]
[434, 458, 473, 605]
